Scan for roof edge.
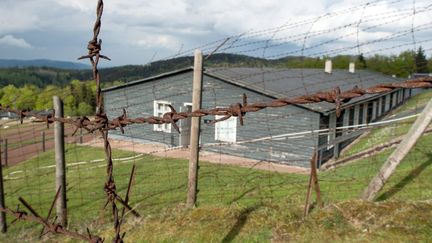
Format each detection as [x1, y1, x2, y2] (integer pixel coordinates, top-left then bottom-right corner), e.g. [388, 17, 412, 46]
[102, 67, 193, 92]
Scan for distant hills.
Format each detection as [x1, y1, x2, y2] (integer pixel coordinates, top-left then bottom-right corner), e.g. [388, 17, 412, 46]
[2, 53, 415, 88]
[1, 54, 313, 88]
[0, 59, 91, 70]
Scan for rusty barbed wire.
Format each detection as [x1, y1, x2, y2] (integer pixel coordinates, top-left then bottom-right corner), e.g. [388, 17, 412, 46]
[77, 1, 136, 242]
[1, 76, 431, 135]
[0, 196, 103, 243]
[1, 0, 431, 242]
[0, 0, 131, 242]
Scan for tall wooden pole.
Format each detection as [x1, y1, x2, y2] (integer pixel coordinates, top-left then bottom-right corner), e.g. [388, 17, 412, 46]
[0, 144, 6, 233]
[361, 98, 432, 201]
[187, 50, 203, 208]
[53, 96, 67, 226]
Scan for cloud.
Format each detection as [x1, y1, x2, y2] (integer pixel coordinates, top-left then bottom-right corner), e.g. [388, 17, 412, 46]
[134, 35, 179, 49]
[0, 0, 431, 65]
[0, 35, 32, 48]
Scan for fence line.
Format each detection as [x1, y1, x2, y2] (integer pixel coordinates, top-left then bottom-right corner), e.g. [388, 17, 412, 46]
[0, 0, 431, 242]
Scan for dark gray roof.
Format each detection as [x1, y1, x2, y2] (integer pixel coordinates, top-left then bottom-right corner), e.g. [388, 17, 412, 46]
[205, 68, 402, 113]
[102, 67, 403, 114]
[102, 67, 193, 92]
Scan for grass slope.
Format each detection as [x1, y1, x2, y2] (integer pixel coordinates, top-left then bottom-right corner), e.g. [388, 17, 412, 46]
[342, 90, 432, 157]
[0, 91, 431, 242]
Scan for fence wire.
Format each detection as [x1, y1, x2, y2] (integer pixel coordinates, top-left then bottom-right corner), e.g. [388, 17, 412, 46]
[0, 0, 432, 242]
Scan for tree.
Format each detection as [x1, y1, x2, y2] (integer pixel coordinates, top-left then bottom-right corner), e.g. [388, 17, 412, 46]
[393, 50, 416, 78]
[357, 53, 367, 69]
[0, 85, 19, 108]
[77, 102, 94, 116]
[415, 46, 429, 73]
[35, 85, 61, 110]
[15, 85, 39, 109]
[428, 58, 432, 73]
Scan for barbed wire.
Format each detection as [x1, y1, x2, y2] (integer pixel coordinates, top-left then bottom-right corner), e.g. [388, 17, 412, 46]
[0, 197, 103, 242]
[1, 0, 432, 241]
[1, 76, 431, 137]
[77, 1, 136, 242]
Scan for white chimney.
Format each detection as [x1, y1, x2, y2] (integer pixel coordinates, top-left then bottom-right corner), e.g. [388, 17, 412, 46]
[349, 62, 355, 73]
[325, 60, 332, 74]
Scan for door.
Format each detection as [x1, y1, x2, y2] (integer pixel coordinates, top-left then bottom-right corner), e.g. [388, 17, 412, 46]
[180, 104, 192, 147]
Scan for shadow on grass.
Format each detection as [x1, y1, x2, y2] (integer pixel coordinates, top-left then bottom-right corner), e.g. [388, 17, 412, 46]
[377, 154, 432, 201]
[221, 204, 261, 243]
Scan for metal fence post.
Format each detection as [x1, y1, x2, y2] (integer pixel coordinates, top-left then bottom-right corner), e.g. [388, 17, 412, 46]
[53, 96, 67, 226]
[187, 49, 203, 208]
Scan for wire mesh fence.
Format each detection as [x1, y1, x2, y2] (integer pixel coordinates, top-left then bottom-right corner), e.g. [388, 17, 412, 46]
[0, 0, 432, 242]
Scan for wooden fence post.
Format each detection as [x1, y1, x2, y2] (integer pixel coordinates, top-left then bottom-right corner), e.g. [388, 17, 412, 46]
[0, 143, 6, 233]
[187, 49, 203, 208]
[361, 98, 432, 201]
[53, 96, 67, 226]
[2, 139, 7, 167]
[304, 151, 323, 217]
[41, 131, 46, 152]
[79, 128, 83, 144]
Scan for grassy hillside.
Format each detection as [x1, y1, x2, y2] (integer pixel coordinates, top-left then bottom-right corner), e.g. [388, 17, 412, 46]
[0, 133, 430, 242]
[341, 90, 432, 157]
[0, 91, 431, 242]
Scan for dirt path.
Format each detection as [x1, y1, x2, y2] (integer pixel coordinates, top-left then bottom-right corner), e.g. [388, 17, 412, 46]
[85, 138, 309, 174]
[1, 122, 94, 166]
[1, 120, 309, 174]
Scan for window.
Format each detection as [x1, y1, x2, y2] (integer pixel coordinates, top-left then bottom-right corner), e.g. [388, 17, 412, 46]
[215, 115, 237, 143]
[153, 100, 172, 133]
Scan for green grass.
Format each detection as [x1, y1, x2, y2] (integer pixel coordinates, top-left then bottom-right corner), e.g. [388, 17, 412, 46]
[0, 91, 432, 242]
[342, 90, 432, 157]
[0, 132, 430, 242]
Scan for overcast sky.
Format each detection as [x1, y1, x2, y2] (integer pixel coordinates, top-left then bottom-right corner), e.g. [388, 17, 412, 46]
[0, 0, 431, 66]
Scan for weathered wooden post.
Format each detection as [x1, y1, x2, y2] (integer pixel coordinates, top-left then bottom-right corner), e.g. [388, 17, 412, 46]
[0, 144, 6, 233]
[304, 151, 323, 217]
[79, 128, 83, 144]
[2, 139, 7, 167]
[41, 131, 46, 152]
[53, 96, 67, 226]
[187, 49, 203, 208]
[361, 98, 432, 201]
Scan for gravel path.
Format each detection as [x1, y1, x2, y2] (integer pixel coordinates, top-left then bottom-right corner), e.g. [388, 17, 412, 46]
[85, 138, 310, 174]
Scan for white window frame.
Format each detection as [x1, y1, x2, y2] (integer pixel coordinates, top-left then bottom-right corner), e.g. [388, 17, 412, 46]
[153, 100, 172, 133]
[214, 115, 237, 143]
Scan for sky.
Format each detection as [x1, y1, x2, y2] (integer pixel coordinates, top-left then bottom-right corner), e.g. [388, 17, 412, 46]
[0, 0, 431, 67]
